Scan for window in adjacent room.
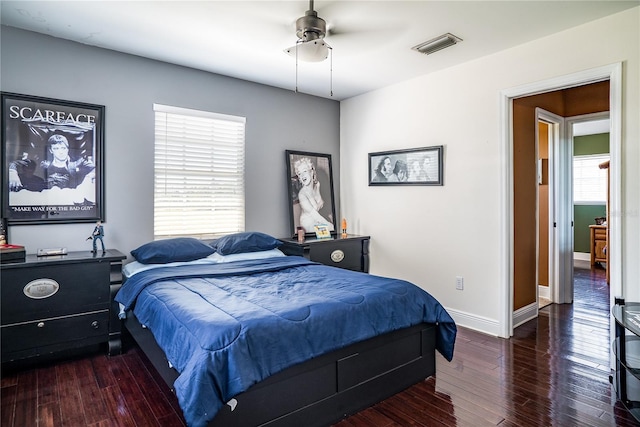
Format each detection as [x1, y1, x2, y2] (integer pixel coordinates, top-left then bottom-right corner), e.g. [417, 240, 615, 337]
[573, 153, 609, 204]
[154, 104, 246, 240]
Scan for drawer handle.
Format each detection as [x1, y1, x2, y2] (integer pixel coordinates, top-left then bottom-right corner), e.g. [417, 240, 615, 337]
[331, 249, 345, 263]
[24, 279, 60, 299]
[37, 322, 45, 328]
[91, 321, 99, 329]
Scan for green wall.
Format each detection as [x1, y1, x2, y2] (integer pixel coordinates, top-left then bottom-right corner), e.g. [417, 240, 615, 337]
[573, 133, 609, 253]
[574, 133, 610, 155]
[574, 205, 607, 253]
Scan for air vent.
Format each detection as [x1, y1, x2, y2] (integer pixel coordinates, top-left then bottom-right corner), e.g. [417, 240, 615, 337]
[412, 33, 462, 55]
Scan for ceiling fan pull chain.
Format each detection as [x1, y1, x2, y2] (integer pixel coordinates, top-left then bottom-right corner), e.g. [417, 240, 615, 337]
[295, 41, 299, 93]
[330, 47, 333, 97]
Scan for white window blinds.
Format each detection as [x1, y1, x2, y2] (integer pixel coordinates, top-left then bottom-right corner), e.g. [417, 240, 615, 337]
[154, 104, 246, 240]
[573, 154, 609, 204]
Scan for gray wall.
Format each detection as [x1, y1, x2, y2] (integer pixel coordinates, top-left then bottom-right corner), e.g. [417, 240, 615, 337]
[1, 26, 340, 259]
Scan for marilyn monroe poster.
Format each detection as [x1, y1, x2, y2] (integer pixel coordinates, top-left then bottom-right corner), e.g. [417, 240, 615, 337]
[285, 150, 337, 237]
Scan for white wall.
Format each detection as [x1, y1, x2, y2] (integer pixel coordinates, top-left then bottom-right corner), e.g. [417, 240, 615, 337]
[1, 26, 340, 259]
[340, 8, 640, 334]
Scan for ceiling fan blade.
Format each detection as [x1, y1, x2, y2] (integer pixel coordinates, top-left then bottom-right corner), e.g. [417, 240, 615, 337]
[326, 24, 404, 44]
[317, 1, 406, 41]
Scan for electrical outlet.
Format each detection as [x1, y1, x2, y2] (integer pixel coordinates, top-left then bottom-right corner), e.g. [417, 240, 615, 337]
[455, 276, 464, 290]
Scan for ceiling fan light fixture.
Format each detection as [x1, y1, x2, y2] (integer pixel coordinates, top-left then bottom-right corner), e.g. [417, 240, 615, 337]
[285, 0, 334, 96]
[285, 39, 331, 62]
[412, 33, 462, 55]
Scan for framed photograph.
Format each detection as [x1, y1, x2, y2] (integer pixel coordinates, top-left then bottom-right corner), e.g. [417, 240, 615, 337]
[1, 93, 105, 224]
[285, 150, 337, 237]
[369, 145, 443, 186]
[314, 224, 332, 240]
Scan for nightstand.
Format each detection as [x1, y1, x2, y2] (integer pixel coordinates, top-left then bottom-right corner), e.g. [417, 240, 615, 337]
[1, 249, 126, 365]
[279, 234, 370, 273]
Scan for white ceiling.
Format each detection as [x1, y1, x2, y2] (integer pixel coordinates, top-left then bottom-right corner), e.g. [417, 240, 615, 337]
[1, 1, 638, 100]
[573, 119, 610, 136]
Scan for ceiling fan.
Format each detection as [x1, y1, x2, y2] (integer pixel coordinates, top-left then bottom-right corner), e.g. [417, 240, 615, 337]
[284, 0, 332, 63]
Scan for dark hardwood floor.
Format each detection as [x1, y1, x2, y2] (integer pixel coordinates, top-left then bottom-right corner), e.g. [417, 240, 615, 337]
[2, 265, 637, 426]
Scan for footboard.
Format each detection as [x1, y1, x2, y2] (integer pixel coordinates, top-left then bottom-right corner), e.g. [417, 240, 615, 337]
[124, 312, 436, 427]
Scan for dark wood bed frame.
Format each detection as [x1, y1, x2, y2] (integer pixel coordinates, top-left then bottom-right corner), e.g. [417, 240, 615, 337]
[123, 311, 437, 427]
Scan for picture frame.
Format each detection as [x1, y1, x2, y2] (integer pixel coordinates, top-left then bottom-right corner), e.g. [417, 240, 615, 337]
[314, 224, 332, 240]
[285, 150, 337, 237]
[368, 145, 444, 186]
[1, 92, 105, 224]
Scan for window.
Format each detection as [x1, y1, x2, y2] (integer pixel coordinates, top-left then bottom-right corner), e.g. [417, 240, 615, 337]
[154, 104, 246, 240]
[573, 154, 609, 204]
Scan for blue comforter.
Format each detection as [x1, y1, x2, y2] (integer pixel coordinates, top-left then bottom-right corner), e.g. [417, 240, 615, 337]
[115, 256, 456, 427]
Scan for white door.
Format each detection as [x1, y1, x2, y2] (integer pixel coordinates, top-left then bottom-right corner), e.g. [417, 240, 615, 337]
[536, 108, 568, 305]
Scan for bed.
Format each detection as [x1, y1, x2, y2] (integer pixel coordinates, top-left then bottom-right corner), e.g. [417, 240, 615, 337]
[115, 233, 456, 427]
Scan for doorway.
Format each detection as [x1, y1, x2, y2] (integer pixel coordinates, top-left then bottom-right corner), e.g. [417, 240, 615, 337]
[499, 63, 622, 341]
[535, 109, 566, 311]
[536, 112, 610, 310]
[567, 114, 611, 288]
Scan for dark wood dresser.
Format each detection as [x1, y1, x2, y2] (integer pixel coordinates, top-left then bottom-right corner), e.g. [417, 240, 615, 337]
[1, 249, 126, 365]
[279, 234, 370, 273]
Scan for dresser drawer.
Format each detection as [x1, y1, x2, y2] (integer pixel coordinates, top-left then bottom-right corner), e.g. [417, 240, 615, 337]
[1, 262, 110, 325]
[1, 310, 109, 362]
[594, 229, 607, 239]
[279, 235, 370, 272]
[309, 240, 365, 271]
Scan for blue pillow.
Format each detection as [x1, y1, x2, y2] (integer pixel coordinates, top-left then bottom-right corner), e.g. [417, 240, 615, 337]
[131, 237, 216, 264]
[214, 232, 281, 255]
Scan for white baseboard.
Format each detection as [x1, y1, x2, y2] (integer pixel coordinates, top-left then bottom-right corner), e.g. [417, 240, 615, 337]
[574, 252, 590, 261]
[513, 302, 537, 329]
[454, 252, 598, 339]
[445, 308, 502, 337]
[538, 285, 550, 300]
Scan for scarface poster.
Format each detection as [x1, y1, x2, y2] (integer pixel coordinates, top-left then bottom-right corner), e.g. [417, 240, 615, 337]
[2, 93, 105, 224]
